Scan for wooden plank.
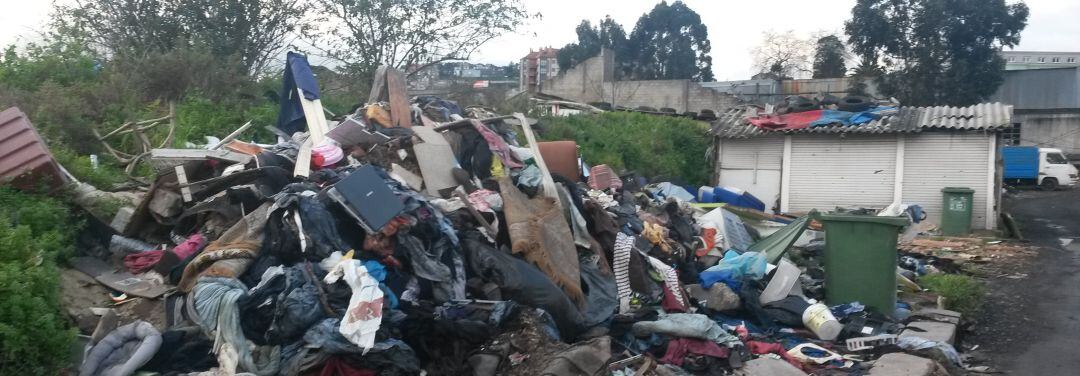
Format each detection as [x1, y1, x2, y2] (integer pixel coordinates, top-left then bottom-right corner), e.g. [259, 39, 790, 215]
[367, 66, 389, 104]
[208, 121, 253, 150]
[293, 138, 313, 177]
[433, 115, 515, 132]
[514, 112, 560, 205]
[385, 67, 412, 128]
[174, 165, 193, 202]
[412, 127, 458, 196]
[150, 148, 252, 164]
[297, 88, 329, 145]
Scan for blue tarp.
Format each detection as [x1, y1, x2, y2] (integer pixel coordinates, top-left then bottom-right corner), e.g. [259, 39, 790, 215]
[809, 106, 897, 127]
[276, 52, 321, 136]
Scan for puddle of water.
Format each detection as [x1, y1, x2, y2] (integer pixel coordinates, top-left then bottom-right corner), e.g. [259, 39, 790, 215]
[1061, 238, 1074, 247]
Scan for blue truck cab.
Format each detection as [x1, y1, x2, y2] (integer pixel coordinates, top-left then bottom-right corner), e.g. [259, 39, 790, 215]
[1003, 146, 1078, 189]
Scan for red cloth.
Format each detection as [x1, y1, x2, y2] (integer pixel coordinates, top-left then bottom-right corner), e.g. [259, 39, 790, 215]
[746, 341, 807, 371]
[660, 338, 731, 366]
[317, 357, 375, 376]
[747, 110, 824, 131]
[172, 233, 206, 259]
[124, 250, 164, 274]
[660, 284, 687, 313]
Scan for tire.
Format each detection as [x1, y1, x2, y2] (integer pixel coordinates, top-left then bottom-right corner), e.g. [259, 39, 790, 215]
[788, 101, 819, 113]
[1040, 177, 1059, 191]
[838, 95, 874, 112]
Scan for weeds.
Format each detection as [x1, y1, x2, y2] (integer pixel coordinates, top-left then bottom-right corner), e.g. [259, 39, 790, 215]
[0, 188, 80, 374]
[538, 112, 712, 185]
[919, 273, 986, 317]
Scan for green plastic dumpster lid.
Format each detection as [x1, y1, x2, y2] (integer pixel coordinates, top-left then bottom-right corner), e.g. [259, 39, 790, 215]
[818, 214, 910, 227]
[941, 187, 975, 193]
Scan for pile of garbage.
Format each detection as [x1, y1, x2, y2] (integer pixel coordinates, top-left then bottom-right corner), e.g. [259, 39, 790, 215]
[62, 54, 967, 376]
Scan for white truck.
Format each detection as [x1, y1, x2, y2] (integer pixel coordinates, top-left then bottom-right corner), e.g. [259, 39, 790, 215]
[1002, 146, 1079, 190]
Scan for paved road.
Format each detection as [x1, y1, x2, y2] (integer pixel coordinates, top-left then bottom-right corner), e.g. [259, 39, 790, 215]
[977, 190, 1080, 374]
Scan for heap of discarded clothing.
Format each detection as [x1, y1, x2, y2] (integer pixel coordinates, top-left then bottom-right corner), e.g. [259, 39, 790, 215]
[72, 53, 959, 376]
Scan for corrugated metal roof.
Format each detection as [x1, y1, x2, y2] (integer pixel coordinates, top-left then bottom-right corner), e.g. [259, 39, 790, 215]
[712, 102, 1013, 139]
[0, 107, 69, 190]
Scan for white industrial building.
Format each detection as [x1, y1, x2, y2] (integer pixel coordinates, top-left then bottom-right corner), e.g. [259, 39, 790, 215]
[711, 103, 1013, 230]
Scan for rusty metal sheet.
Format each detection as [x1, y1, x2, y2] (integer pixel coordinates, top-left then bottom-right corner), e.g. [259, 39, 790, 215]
[0, 107, 69, 190]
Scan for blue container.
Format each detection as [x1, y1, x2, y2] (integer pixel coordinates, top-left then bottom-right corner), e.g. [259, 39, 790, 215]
[698, 186, 767, 212]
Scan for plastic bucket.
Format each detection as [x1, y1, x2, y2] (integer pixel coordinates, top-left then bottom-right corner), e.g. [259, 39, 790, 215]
[802, 303, 843, 341]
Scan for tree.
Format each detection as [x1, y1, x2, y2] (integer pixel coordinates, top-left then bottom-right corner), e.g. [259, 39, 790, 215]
[813, 35, 848, 79]
[311, 0, 529, 87]
[751, 30, 812, 80]
[847, 57, 882, 95]
[557, 17, 628, 73]
[625, 1, 713, 81]
[845, 0, 1029, 106]
[53, 0, 308, 74]
[504, 62, 520, 79]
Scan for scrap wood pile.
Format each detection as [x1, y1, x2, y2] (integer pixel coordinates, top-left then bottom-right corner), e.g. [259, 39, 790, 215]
[61, 52, 962, 376]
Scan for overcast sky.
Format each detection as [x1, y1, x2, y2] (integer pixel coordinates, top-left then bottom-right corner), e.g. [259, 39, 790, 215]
[2, 0, 1078, 80]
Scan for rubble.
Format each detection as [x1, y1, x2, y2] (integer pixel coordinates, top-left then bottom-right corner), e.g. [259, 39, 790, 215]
[13, 52, 998, 375]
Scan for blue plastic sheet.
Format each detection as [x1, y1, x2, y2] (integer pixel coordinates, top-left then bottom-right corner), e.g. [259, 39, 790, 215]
[699, 250, 767, 290]
[809, 106, 898, 127]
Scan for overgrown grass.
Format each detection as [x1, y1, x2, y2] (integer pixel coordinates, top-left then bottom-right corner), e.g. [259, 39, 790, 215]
[0, 188, 80, 374]
[538, 112, 712, 185]
[919, 273, 985, 317]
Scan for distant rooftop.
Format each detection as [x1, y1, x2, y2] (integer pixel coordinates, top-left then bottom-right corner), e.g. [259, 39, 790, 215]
[1001, 51, 1080, 71]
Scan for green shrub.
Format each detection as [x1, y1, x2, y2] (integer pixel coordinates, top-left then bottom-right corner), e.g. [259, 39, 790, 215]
[52, 146, 130, 189]
[919, 273, 985, 317]
[171, 92, 295, 147]
[0, 188, 79, 374]
[538, 112, 712, 185]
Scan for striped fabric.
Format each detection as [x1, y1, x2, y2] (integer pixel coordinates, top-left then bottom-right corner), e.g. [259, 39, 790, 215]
[613, 232, 634, 312]
[646, 255, 687, 309]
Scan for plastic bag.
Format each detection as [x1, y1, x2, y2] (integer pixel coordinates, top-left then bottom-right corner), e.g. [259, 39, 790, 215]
[700, 250, 767, 290]
[324, 260, 384, 353]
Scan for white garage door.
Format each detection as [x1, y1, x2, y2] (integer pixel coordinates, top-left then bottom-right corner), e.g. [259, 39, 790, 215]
[716, 136, 784, 211]
[902, 132, 992, 229]
[788, 134, 897, 213]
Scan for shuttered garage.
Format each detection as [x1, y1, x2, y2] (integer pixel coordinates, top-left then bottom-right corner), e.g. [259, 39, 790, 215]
[787, 134, 897, 213]
[716, 136, 784, 209]
[902, 132, 992, 229]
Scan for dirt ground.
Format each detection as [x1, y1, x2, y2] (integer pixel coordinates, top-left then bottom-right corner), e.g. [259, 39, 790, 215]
[966, 189, 1080, 374]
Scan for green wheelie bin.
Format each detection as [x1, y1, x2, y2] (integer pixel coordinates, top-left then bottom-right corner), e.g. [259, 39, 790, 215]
[940, 187, 975, 236]
[820, 214, 909, 315]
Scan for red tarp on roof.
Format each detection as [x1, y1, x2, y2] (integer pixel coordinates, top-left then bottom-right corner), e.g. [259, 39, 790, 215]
[746, 110, 824, 131]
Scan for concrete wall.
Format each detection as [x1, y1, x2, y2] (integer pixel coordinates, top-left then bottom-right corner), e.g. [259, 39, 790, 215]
[539, 51, 738, 113]
[1015, 112, 1080, 155]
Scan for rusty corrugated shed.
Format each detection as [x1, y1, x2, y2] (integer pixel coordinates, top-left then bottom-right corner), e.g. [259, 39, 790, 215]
[0, 107, 69, 190]
[712, 102, 1013, 139]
